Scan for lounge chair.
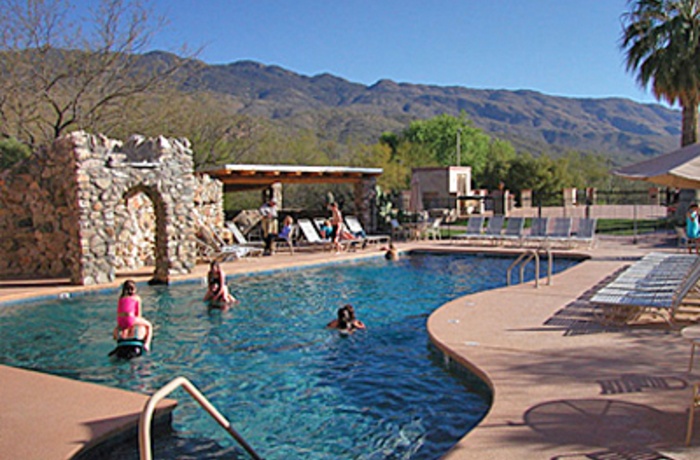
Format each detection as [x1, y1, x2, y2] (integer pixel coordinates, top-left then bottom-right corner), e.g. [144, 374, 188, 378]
[227, 220, 294, 254]
[523, 217, 550, 247]
[480, 215, 505, 245]
[570, 218, 597, 248]
[498, 217, 525, 246]
[345, 215, 391, 245]
[296, 218, 336, 251]
[590, 252, 700, 326]
[196, 224, 262, 261]
[453, 216, 485, 242]
[542, 217, 573, 248]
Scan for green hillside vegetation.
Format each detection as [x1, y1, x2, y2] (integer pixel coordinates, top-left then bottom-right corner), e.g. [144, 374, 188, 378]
[0, 50, 665, 210]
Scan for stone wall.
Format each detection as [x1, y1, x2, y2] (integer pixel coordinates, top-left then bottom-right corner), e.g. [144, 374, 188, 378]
[0, 137, 81, 278]
[0, 131, 204, 285]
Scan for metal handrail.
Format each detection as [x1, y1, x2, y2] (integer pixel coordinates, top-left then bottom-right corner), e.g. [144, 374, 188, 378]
[506, 251, 529, 286]
[139, 376, 262, 460]
[507, 249, 553, 288]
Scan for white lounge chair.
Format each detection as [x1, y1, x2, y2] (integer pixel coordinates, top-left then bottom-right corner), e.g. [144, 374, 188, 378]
[227, 220, 294, 254]
[345, 215, 391, 246]
[297, 218, 335, 251]
[590, 252, 700, 326]
[196, 223, 262, 261]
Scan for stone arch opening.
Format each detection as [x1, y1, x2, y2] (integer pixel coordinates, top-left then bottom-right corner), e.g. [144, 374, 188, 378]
[114, 184, 168, 279]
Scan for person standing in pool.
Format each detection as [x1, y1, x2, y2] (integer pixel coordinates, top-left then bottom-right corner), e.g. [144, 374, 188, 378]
[114, 279, 153, 351]
[327, 304, 366, 332]
[204, 261, 237, 305]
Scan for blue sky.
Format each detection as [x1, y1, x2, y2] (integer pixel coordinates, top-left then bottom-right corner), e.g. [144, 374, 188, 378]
[143, 0, 659, 104]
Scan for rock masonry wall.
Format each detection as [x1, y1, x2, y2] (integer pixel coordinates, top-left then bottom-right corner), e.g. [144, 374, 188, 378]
[0, 131, 219, 285]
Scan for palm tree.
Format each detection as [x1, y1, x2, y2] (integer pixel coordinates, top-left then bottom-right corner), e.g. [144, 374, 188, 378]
[621, 0, 700, 147]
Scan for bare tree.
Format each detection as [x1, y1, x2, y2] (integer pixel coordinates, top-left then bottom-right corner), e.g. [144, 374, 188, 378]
[0, 0, 192, 147]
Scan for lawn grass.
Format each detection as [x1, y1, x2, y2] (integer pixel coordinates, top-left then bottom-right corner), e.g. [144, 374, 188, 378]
[444, 217, 672, 237]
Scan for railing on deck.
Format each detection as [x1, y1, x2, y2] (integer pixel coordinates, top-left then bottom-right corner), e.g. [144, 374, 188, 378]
[139, 376, 262, 460]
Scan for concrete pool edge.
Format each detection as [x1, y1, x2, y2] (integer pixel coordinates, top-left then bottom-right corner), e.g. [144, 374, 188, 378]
[4, 237, 700, 459]
[0, 364, 177, 460]
[427, 243, 700, 459]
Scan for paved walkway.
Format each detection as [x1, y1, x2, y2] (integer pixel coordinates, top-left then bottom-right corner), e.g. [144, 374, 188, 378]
[3, 236, 700, 459]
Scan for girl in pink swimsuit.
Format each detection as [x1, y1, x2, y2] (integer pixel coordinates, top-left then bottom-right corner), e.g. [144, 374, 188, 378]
[113, 280, 153, 351]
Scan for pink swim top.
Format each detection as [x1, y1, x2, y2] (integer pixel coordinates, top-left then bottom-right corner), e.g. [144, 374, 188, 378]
[117, 296, 139, 329]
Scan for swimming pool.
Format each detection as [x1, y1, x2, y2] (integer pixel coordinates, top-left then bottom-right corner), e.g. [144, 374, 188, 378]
[0, 252, 578, 459]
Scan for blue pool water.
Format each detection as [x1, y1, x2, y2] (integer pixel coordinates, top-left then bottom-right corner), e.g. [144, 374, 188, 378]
[0, 252, 578, 459]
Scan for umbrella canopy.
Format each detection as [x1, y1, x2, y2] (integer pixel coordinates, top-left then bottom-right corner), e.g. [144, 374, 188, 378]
[614, 143, 700, 189]
[409, 174, 423, 212]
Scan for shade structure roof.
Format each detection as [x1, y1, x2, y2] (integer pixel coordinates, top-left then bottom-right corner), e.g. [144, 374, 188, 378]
[198, 164, 383, 192]
[614, 143, 700, 189]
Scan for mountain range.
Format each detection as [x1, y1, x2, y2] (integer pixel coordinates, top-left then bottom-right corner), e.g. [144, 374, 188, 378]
[173, 53, 682, 165]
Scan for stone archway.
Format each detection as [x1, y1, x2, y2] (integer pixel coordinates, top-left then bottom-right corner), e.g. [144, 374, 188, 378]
[0, 132, 209, 285]
[69, 132, 198, 285]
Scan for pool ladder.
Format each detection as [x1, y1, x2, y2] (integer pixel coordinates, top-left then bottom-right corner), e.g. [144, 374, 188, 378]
[139, 376, 262, 460]
[506, 248, 552, 288]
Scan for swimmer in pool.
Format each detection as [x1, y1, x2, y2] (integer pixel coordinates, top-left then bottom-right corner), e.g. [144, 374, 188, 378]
[327, 304, 366, 333]
[204, 261, 237, 306]
[113, 279, 153, 351]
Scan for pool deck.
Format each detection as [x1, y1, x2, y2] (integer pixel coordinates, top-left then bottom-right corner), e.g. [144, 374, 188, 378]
[3, 236, 700, 459]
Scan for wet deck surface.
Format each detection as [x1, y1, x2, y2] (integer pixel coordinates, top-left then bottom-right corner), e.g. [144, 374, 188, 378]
[3, 236, 700, 459]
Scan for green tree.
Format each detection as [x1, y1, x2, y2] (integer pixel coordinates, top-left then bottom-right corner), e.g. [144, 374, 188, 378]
[621, 0, 700, 146]
[478, 139, 517, 190]
[506, 153, 571, 206]
[0, 137, 31, 169]
[401, 113, 491, 179]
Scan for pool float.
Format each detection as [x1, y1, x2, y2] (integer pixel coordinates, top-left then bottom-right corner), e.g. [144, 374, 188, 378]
[208, 298, 239, 310]
[108, 337, 145, 360]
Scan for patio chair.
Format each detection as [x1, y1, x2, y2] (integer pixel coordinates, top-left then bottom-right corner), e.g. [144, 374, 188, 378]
[590, 252, 700, 327]
[453, 216, 485, 243]
[424, 216, 443, 240]
[345, 215, 391, 245]
[390, 218, 410, 241]
[498, 217, 525, 246]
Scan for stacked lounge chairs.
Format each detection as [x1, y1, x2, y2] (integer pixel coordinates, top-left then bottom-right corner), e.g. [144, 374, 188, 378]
[452, 216, 596, 249]
[590, 252, 700, 326]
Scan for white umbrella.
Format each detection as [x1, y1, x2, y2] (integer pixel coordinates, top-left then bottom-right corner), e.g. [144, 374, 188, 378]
[409, 174, 423, 212]
[614, 142, 700, 189]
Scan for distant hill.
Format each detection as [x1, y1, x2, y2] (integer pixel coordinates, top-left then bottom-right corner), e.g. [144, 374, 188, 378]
[165, 53, 682, 165]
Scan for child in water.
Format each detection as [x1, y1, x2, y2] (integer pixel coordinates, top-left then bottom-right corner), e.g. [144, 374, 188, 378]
[204, 261, 237, 305]
[327, 304, 366, 333]
[113, 279, 153, 351]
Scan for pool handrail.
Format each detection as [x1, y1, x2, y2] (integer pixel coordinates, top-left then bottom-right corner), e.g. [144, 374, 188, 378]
[139, 376, 262, 460]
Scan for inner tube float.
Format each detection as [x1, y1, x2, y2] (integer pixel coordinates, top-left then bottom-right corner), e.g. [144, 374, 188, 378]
[108, 338, 145, 360]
